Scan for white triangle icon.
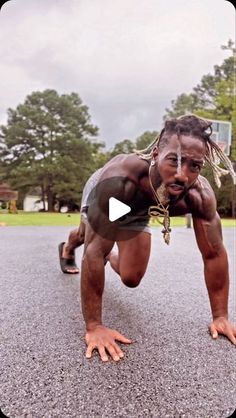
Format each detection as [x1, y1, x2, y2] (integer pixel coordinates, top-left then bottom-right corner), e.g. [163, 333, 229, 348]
[109, 197, 131, 222]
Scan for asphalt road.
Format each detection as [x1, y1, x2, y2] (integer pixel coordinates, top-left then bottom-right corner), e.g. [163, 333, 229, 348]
[0, 225, 235, 418]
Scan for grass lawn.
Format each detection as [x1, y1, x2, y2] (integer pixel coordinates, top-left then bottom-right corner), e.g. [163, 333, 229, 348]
[0, 211, 235, 227]
[0, 211, 80, 226]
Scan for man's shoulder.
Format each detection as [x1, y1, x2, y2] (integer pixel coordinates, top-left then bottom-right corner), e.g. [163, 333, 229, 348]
[192, 175, 215, 198]
[100, 153, 148, 180]
[187, 175, 216, 220]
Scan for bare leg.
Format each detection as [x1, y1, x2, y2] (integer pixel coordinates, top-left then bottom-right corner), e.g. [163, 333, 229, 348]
[107, 250, 120, 274]
[59, 221, 86, 273]
[62, 221, 86, 258]
[107, 231, 151, 287]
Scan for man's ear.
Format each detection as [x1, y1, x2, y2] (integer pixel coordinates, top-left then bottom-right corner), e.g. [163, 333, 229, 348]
[152, 146, 159, 158]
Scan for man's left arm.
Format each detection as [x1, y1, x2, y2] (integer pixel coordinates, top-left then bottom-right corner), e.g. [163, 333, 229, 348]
[193, 213, 236, 345]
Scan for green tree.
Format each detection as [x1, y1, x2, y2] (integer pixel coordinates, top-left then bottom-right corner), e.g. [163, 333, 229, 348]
[109, 139, 135, 158]
[164, 56, 235, 159]
[135, 131, 159, 150]
[164, 54, 235, 216]
[0, 89, 102, 211]
[109, 131, 159, 159]
[201, 165, 233, 217]
[164, 93, 199, 119]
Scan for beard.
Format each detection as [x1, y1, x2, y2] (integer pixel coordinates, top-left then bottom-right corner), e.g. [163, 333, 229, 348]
[155, 182, 170, 205]
[156, 181, 188, 205]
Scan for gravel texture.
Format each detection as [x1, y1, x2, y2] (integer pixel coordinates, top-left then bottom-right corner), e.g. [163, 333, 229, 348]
[0, 226, 235, 418]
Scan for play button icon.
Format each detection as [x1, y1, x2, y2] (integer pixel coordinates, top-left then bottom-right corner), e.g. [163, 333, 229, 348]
[109, 197, 131, 222]
[86, 176, 150, 241]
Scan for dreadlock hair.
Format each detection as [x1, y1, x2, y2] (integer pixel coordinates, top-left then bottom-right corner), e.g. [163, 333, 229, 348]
[135, 114, 236, 187]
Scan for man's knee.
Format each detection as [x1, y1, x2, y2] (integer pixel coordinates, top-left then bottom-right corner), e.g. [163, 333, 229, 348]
[69, 225, 85, 243]
[121, 271, 144, 288]
[78, 227, 85, 241]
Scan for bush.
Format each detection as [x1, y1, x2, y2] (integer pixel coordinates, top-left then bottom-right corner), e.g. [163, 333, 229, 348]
[202, 165, 234, 217]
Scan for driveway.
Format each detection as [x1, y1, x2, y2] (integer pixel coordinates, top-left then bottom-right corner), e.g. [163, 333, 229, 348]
[0, 226, 235, 417]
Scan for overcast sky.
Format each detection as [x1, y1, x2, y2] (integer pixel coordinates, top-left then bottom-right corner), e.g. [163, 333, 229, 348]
[0, 0, 234, 149]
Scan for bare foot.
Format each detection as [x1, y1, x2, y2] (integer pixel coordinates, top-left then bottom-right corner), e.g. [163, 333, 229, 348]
[62, 243, 75, 259]
[59, 243, 79, 274]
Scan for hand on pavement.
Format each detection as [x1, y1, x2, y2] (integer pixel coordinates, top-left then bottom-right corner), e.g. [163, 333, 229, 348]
[209, 317, 236, 345]
[85, 325, 132, 362]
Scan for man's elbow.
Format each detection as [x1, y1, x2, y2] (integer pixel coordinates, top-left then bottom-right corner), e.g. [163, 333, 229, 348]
[202, 243, 227, 261]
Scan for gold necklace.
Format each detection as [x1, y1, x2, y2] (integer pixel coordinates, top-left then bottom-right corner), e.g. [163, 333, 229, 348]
[148, 162, 171, 245]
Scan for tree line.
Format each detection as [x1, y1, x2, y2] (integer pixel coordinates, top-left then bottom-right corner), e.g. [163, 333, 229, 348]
[0, 51, 235, 215]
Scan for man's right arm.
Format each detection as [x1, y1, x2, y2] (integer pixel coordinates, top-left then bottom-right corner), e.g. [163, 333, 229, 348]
[190, 179, 236, 345]
[81, 225, 131, 362]
[80, 174, 135, 361]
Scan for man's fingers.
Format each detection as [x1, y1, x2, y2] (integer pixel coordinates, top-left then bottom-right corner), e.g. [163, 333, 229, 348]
[113, 331, 132, 344]
[105, 344, 121, 362]
[224, 330, 236, 345]
[85, 344, 95, 359]
[209, 324, 218, 339]
[98, 346, 109, 362]
[106, 343, 124, 361]
[210, 322, 236, 345]
[113, 343, 125, 359]
[231, 326, 236, 336]
[85, 328, 132, 362]
[228, 334, 236, 345]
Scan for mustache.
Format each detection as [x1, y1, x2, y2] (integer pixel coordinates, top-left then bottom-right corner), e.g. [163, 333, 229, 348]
[169, 181, 186, 188]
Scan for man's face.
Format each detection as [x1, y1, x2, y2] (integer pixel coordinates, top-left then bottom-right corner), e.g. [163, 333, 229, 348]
[154, 134, 205, 198]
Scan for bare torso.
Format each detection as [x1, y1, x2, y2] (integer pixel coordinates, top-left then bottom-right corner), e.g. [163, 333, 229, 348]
[97, 153, 216, 222]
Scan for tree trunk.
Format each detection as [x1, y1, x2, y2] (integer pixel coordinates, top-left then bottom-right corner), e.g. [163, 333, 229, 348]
[46, 187, 54, 212]
[41, 185, 46, 211]
[232, 185, 236, 218]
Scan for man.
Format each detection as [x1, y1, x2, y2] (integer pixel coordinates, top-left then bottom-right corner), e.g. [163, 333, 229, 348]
[58, 115, 236, 362]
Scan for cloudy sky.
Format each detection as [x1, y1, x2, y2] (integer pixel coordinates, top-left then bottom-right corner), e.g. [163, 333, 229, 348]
[0, 0, 234, 149]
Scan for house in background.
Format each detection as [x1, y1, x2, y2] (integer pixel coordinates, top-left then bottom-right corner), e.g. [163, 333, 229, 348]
[0, 183, 18, 213]
[23, 195, 48, 212]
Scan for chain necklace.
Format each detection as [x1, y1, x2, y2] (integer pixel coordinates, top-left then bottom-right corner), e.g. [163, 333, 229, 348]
[148, 162, 171, 245]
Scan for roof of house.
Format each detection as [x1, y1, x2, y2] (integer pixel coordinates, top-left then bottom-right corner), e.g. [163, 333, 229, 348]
[0, 183, 18, 201]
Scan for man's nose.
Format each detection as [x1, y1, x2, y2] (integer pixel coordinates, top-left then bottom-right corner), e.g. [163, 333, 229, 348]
[174, 164, 188, 183]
